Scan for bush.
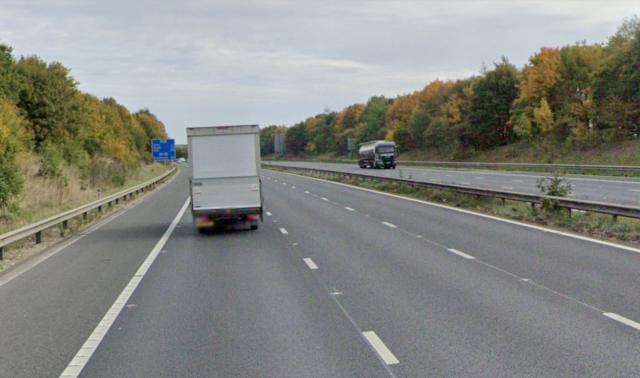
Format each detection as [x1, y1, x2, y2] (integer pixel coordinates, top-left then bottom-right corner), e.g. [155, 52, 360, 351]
[63, 142, 89, 168]
[0, 100, 26, 213]
[0, 142, 22, 213]
[38, 143, 65, 178]
[85, 158, 129, 188]
[536, 174, 572, 213]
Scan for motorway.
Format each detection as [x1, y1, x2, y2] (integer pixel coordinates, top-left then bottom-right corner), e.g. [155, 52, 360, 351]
[1, 166, 640, 376]
[266, 161, 640, 206]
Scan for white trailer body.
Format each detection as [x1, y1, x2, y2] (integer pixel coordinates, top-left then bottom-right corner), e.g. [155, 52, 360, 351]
[187, 125, 262, 229]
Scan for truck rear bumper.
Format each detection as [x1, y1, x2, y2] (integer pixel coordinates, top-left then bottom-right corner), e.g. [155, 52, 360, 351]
[192, 206, 262, 219]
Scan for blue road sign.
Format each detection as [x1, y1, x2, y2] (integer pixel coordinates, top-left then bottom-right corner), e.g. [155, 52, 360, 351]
[152, 139, 176, 161]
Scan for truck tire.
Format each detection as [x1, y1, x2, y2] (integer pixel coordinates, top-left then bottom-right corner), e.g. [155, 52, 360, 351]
[250, 224, 258, 230]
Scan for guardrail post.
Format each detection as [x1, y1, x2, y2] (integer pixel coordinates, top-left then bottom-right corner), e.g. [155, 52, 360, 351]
[83, 212, 88, 222]
[0, 246, 3, 260]
[98, 205, 102, 213]
[115, 198, 119, 205]
[35, 231, 42, 244]
[613, 214, 618, 222]
[566, 208, 572, 218]
[62, 220, 68, 229]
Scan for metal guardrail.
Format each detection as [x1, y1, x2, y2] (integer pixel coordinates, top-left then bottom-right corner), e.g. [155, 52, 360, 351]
[0, 166, 177, 260]
[398, 160, 640, 173]
[265, 159, 640, 173]
[264, 163, 640, 221]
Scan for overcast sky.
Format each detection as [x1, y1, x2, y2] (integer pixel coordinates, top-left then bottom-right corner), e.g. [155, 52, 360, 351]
[0, 1, 637, 143]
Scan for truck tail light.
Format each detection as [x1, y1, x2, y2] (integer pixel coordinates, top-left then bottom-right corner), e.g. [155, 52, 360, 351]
[196, 216, 214, 227]
[247, 214, 259, 221]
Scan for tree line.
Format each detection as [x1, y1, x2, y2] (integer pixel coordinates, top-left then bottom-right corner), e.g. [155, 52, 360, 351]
[0, 44, 167, 211]
[261, 17, 640, 159]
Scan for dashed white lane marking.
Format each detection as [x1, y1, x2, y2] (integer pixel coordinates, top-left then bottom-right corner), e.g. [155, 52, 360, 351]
[512, 179, 524, 183]
[279, 228, 289, 235]
[304, 190, 310, 194]
[345, 207, 355, 211]
[475, 177, 484, 180]
[628, 189, 640, 193]
[60, 197, 191, 378]
[303, 258, 318, 270]
[282, 182, 287, 185]
[266, 211, 272, 216]
[447, 248, 476, 260]
[362, 331, 400, 365]
[382, 221, 397, 229]
[291, 186, 296, 189]
[603, 312, 640, 331]
[270, 169, 640, 256]
[321, 197, 329, 201]
[500, 186, 514, 190]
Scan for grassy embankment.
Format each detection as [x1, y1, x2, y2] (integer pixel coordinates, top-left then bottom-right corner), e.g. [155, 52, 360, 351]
[268, 166, 640, 248]
[0, 160, 170, 272]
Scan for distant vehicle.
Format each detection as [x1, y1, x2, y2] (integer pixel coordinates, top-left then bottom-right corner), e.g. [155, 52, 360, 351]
[177, 157, 186, 163]
[358, 140, 397, 169]
[187, 125, 263, 231]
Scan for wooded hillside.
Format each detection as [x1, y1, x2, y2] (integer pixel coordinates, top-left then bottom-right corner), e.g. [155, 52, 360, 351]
[0, 44, 167, 214]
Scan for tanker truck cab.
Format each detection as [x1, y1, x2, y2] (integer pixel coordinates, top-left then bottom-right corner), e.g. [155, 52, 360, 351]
[358, 141, 397, 169]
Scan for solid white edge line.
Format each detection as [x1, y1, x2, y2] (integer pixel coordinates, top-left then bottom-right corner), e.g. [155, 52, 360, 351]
[362, 331, 399, 365]
[603, 312, 640, 331]
[59, 197, 191, 378]
[279, 228, 288, 235]
[382, 221, 397, 229]
[266, 211, 272, 216]
[447, 248, 476, 260]
[345, 207, 355, 211]
[303, 257, 318, 270]
[321, 197, 329, 201]
[268, 170, 640, 255]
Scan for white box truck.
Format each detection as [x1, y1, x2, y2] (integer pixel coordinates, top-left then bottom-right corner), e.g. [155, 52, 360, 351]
[187, 125, 262, 231]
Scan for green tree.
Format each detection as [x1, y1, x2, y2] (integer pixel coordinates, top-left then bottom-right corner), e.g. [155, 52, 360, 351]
[355, 96, 389, 144]
[0, 44, 24, 103]
[285, 122, 307, 155]
[16, 56, 80, 149]
[469, 57, 519, 149]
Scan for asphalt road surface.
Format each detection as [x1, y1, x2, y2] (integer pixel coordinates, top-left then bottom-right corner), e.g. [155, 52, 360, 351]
[266, 161, 640, 207]
[1, 165, 640, 377]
